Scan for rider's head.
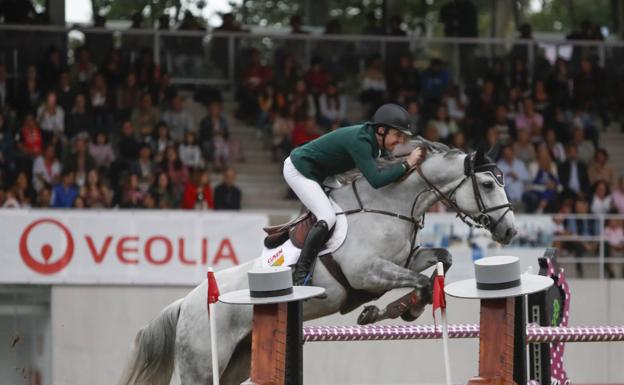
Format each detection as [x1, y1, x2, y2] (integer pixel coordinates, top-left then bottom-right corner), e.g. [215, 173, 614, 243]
[372, 104, 413, 151]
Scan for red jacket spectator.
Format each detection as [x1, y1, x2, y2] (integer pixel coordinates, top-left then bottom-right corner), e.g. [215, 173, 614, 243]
[19, 115, 43, 157]
[291, 118, 322, 147]
[181, 173, 214, 209]
[303, 59, 331, 95]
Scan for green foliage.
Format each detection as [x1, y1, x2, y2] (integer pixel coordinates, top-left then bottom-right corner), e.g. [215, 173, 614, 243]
[524, 0, 612, 33]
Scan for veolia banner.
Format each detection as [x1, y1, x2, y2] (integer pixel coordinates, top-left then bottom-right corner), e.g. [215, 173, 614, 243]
[0, 210, 268, 285]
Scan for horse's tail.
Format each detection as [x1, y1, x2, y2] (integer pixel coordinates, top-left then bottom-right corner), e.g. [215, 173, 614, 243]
[118, 299, 182, 385]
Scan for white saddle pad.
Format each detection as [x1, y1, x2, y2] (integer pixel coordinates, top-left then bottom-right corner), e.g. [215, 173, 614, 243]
[257, 199, 348, 268]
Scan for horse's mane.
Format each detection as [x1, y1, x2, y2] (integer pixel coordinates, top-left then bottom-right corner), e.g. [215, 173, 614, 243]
[334, 137, 465, 184]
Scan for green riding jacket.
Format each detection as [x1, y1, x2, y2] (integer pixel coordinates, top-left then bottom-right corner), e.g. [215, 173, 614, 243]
[289, 123, 407, 188]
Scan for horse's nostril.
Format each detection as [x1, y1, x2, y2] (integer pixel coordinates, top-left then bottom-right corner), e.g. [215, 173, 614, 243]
[505, 228, 517, 239]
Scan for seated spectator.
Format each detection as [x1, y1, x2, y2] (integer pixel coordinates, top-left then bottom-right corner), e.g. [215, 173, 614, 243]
[179, 131, 203, 169]
[256, 85, 274, 132]
[160, 145, 189, 198]
[429, 104, 458, 142]
[387, 54, 419, 105]
[16, 112, 43, 160]
[422, 121, 440, 142]
[544, 128, 565, 164]
[558, 144, 590, 198]
[130, 145, 157, 194]
[236, 48, 273, 123]
[292, 117, 322, 147]
[510, 58, 529, 92]
[563, 197, 598, 277]
[131, 92, 160, 139]
[17, 65, 42, 118]
[588, 148, 616, 188]
[2, 188, 22, 208]
[547, 58, 572, 110]
[151, 72, 176, 110]
[32, 144, 61, 192]
[445, 84, 468, 123]
[402, 99, 420, 135]
[491, 105, 512, 144]
[90, 73, 113, 132]
[318, 83, 349, 129]
[506, 87, 522, 122]
[162, 94, 193, 143]
[515, 97, 543, 142]
[119, 173, 144, 208]
[291, 79, 316, 123]
[532, 79, 551, 120]
[56, 71, 75, 114]
[214, 168, 242, 210]
[117, 72, 140, 120]
[37, 91, 65, 142]
[512, 129, 536, 165]
[82, 169, 111, 208]
[271, 92, 295, 162]
[420, 58, 451, 109]
[273, 54, 298, 94]
[151, 172, 178, 208]
[182, 169, 214, 210]
[303, 56, 331, 110]
[573, 57, 604, 114]
[63, 135, 96, 188]
[467, 80, 496, 138]
[612, 176, 624, 214]
[51, 169, 78, 208]
[450, 131, 471, 153]
[36, 187, 52, 208]
[71, 47, 97, 86]
[359, 55, 387, 117]
[571, 125, 595, 164]
[89, 131, 115, 169]
[12, 171, 36, 207]
[604, 217, 624, 278]
[497, 145, 530, 207]
[590, 180, 612, 215]
[524, 145, 561, 213]
[199, 101, 230, 171]
[152, 121, 172, 163]
[67, 93, 95, 138]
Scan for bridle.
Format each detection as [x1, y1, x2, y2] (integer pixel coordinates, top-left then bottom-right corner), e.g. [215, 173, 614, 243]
[414, 152, 513, 232]
[333, 151, 513, 268]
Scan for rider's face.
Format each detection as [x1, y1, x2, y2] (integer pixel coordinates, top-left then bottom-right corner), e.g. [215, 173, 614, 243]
[382, 128, 407, 151]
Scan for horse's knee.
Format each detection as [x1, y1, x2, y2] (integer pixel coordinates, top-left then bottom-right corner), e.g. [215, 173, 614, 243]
[432, 248, 452, 268]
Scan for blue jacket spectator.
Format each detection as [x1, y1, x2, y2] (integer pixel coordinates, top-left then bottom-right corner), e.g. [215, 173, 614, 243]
[51, 170, 78, 208]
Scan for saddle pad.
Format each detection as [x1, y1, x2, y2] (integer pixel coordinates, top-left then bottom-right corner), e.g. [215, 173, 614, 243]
[258, 199, 348, 268]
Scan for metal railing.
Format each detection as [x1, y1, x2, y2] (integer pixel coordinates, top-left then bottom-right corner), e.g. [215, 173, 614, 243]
[0, 23, 623, 89]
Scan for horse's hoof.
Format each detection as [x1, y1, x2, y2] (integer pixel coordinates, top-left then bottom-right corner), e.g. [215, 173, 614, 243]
[357, 305, 379, 325]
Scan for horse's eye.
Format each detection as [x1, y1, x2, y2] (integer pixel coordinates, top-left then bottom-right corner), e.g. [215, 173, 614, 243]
[482, 181, 494, 189]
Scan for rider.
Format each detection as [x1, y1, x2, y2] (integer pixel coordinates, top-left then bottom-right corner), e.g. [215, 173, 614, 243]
[284, 103, 425, 285]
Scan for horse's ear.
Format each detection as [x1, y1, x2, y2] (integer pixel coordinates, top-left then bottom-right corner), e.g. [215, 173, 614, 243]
[475, 147, 486, 165]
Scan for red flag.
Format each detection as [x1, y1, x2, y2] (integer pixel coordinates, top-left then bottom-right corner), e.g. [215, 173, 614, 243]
[207, 269, 220, 305]
[432, 275, 446, 324]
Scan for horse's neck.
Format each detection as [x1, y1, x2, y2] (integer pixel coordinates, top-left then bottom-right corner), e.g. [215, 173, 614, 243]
[340, 154, 467, 217]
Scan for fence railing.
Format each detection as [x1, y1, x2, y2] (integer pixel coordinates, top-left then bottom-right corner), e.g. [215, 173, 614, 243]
[0, 23, 623, 90]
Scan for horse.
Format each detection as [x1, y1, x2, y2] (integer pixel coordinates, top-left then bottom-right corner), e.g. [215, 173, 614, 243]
[118, 140, 517, 385]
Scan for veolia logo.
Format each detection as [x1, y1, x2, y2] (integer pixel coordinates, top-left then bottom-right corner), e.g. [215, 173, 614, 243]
[19, 218, 74, 274]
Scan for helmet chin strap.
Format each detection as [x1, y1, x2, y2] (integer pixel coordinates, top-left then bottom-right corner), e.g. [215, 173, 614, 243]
[376, 126, 390, 151]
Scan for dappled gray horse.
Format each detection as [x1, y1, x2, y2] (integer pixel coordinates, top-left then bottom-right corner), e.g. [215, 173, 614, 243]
[118, 140, 516, 385]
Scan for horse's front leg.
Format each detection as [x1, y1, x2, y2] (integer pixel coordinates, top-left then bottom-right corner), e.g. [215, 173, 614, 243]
[357, 248, 452, 325]
[348, 256, 431, 294]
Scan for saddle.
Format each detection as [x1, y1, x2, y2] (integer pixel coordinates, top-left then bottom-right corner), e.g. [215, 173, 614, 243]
[263, 211, 334, 249]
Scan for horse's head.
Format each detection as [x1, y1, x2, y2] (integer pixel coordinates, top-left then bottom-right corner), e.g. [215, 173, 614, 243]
[396, 139, 516, 244]
[451, 147, 517, 244]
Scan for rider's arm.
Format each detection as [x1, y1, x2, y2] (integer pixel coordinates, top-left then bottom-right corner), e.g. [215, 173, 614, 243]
[350, 143, 407, 189]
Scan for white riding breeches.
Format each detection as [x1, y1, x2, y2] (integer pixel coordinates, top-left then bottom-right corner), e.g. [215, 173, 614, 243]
[283, 157, 337, 229]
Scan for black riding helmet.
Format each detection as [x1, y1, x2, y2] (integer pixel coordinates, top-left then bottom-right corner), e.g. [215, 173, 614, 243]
[371, 103, 414, 137]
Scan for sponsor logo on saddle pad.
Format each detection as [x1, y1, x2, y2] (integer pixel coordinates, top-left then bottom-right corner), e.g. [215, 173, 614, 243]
[267, 247, 286, 266]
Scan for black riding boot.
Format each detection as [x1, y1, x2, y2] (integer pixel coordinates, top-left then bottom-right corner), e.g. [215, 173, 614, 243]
[293, 220, 329, 285]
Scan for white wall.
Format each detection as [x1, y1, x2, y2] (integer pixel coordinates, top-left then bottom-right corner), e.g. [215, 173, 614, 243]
[48, 281, 624, 385]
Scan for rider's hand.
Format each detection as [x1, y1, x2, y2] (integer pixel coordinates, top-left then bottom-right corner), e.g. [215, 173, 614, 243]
[406, 147, 425, 167]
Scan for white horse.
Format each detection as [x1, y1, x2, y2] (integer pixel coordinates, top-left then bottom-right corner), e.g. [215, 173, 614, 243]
[118, 140, 517, 385]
